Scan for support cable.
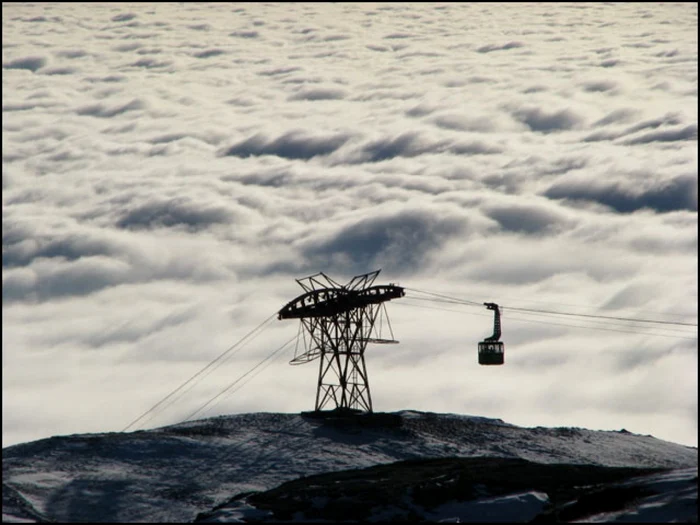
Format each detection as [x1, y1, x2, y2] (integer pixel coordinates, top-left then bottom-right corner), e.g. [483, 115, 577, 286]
[405, 288, 697, 328]
[182, 333, 297, 423]
[406, 287, 483, 307]
[394, 301, 697, 340]
[506, 305, 697, 328]
[122, 312, 277, 432]
[405, 296, 695, 335]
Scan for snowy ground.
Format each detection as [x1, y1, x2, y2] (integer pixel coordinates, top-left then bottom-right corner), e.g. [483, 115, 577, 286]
[2, 411, 697, 523]
[572, 468, 698, 523]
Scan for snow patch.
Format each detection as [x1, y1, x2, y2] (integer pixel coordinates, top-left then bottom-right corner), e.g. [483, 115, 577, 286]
[427, 491, 550, 523]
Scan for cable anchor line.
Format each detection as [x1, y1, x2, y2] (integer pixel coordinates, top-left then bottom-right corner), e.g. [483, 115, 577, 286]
[182, 334, 298, 423]
[122, 312, 277, 432]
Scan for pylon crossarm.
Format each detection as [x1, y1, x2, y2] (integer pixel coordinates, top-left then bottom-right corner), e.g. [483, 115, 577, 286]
[279, 270, 403, 413]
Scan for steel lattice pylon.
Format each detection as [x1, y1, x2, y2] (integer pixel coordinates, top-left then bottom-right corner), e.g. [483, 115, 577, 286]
[278, 270, 404, 412]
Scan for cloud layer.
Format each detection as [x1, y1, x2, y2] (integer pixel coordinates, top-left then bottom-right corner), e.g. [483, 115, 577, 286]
[2, 3, 697, 449]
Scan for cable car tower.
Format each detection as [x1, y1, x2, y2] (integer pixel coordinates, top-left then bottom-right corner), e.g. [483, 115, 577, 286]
[278, 270, 405, 413]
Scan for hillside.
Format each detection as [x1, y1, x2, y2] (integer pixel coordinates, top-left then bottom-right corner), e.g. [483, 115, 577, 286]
[196, 458, 696, 523]
[3, 411, 697, 523]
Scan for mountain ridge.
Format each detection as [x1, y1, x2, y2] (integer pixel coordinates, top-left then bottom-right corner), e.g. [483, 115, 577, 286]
[196, 456, 681, 523]
[3, 410, 697, 523]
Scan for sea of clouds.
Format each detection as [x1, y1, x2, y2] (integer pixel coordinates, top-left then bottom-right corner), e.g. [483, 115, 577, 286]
[2, 3, 697, 448]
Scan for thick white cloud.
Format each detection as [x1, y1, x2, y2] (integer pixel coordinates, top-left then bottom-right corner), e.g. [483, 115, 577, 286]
[2, 3, 697, 448]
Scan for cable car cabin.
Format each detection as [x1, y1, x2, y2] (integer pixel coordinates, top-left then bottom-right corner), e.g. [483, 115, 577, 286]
[478, 302, 504, 365]
[478, 341, 504, 365]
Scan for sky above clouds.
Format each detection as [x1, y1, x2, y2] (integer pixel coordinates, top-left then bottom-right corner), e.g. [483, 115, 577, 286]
[2, 2, 697, 448]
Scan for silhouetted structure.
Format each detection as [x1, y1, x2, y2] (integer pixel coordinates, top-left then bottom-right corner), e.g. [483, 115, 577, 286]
[478, 302, 504, 365]
[278, 270, 404, 412]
